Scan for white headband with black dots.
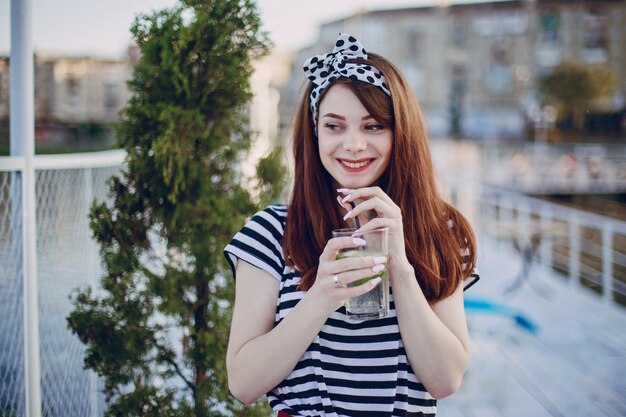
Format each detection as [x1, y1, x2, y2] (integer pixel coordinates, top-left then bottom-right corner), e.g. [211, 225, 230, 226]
[303, 33, 391, 131]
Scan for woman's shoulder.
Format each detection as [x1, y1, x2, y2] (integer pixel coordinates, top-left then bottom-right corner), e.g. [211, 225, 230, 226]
[224, 204, 289, 280]
[263, 204, 288, 219]
[253, 204, 288, 229]
[239, 204, 288, 241]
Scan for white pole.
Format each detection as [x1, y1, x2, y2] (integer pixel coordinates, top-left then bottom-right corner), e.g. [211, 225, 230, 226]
[10, 0, 42, 416]
[568, 214, 580, 289]
[602, 223, 614, 306]
[539, 206, 553, 269]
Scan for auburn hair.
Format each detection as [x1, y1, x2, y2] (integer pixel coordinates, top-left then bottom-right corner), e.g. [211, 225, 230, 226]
[282, 53, 476, 302]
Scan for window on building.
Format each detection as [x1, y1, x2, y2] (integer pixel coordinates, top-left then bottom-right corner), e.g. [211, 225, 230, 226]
[104, 82, 117, 110]
[400, 29, 424, 92]
[405, 29, 423, 63]
[583, 8, 607, 50]
[66, 75, 80, 112]
[486, 38, 512, 95]
[540, 11, 560, 45]
[66, 76, 79, 97]
[452, 17, 468, 48]
[582, 8, 608, 63]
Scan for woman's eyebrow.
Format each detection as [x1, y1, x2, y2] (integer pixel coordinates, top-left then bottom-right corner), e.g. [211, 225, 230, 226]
[320, 113, 374, 121]
[321, 113, 345, 120]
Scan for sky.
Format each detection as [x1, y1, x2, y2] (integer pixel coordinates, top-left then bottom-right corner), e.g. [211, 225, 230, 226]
[0, 0, 487, 57]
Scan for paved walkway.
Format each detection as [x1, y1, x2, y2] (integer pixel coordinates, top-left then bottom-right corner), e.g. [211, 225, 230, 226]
[440, 237, 626, 417]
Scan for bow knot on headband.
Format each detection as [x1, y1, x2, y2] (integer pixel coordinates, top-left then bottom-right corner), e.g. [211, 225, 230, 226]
[303, 33, 391, 131]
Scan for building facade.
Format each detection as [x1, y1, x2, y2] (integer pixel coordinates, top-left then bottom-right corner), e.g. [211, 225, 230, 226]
[0, 47, 137, 125]
[279, 0, 626, 141]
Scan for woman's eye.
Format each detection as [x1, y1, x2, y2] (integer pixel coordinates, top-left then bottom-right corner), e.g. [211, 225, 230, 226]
[324, 123, 341, 131]
[366, 124, 385, 131]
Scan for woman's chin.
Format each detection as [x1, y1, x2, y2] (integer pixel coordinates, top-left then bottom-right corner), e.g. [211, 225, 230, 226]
[336, 176, 377, 190]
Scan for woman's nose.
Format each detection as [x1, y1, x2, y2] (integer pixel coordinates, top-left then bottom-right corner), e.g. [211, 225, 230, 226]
[342, 130, 367, 152]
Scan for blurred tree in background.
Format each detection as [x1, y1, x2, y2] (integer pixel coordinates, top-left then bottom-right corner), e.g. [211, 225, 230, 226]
[538, 60, 616, 133]
[255, 146, 288, 207]
[67, 1, 284, 416]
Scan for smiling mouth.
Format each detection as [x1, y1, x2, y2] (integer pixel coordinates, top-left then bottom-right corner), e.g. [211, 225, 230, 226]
[338, 158, 374, 170]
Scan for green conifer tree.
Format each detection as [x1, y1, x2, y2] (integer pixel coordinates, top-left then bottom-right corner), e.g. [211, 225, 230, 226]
[67, 1, 281, 415]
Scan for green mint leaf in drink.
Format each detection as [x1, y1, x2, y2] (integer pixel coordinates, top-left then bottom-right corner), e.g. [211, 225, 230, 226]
[336, 250, 387, 286]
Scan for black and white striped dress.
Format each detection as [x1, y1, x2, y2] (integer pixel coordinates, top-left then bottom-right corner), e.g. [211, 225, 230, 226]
[225, 205, 472, 417]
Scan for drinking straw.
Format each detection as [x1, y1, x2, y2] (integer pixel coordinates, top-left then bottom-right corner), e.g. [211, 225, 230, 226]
[350, 202, 362, 230]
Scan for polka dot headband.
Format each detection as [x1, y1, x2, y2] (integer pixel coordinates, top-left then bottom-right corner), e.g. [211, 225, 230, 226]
[303, 33, 391, 131]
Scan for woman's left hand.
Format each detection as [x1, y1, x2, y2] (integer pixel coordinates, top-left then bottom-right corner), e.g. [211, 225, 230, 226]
[337, 187, 409, 268]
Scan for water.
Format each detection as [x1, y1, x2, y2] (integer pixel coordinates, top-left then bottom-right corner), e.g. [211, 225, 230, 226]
[345, 275, 389, 320]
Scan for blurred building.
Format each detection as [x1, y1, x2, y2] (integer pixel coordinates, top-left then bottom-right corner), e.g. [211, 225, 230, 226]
[279, 0, 626, 141]
[0, 43, 288, 155]
[250, 53, 292, 149]
[0, 46, 138, 125]
[35, 56, 132, 124]
[243, 52, 292, 191]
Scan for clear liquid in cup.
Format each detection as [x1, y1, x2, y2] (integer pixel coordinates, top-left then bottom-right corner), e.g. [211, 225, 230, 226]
[336, 249, 389, 320]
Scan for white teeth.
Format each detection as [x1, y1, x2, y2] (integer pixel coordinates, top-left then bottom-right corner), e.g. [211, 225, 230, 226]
[341, 160, 369, 169]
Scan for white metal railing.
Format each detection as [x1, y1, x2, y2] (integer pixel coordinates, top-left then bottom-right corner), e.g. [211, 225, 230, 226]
[0, 149, 124, 417]
[477, 184, 626, 308]
[433, 139, 626, 310]
[0, 149, 125, 171]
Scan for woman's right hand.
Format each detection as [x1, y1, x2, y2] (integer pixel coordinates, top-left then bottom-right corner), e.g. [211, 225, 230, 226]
[307, 236, 387, 315]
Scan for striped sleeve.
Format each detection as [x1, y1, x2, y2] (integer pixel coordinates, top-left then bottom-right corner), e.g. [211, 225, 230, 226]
[223, 205, 287, 282]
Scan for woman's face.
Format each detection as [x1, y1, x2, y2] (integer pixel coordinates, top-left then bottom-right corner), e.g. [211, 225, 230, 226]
[317, 84, 392, 189]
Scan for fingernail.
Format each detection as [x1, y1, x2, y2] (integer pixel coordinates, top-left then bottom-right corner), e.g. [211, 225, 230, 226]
[341, 195, 352, 204]
[352, 237, 366, 246]
[373, 256, 387, 265]
[372, 264, 385, 273]
[343, 210, 352, 220]
[370, 277, 382, 287]
[337, 188, 350, 193]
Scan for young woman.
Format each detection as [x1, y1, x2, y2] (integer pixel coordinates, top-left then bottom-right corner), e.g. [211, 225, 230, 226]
[224, 33, 479, 417]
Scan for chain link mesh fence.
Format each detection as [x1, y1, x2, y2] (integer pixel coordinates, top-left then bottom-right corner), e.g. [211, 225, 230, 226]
[37, 166, 119, 417]
[0, 171, 25, 417]
[1, 160, 120, 417]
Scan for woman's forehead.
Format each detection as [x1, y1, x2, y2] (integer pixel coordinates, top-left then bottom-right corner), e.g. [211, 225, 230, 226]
[318, 84, 370, 119]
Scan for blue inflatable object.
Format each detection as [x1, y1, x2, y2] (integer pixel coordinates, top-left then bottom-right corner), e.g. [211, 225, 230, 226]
[464, 297, 539, 334]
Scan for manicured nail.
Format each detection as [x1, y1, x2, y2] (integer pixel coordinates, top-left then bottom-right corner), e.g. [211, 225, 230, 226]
[373, 256, 386, 265]
[352, 237, 367, 246]
[370, 277, 382, 287]
[372, 264, 385, 273]
[343, 211, 352, 220]
[337, 188, 350, 193]
[341, 194, 352, 204]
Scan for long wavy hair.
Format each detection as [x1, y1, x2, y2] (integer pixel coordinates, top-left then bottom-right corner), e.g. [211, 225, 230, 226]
[282, 53, 476, 302]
